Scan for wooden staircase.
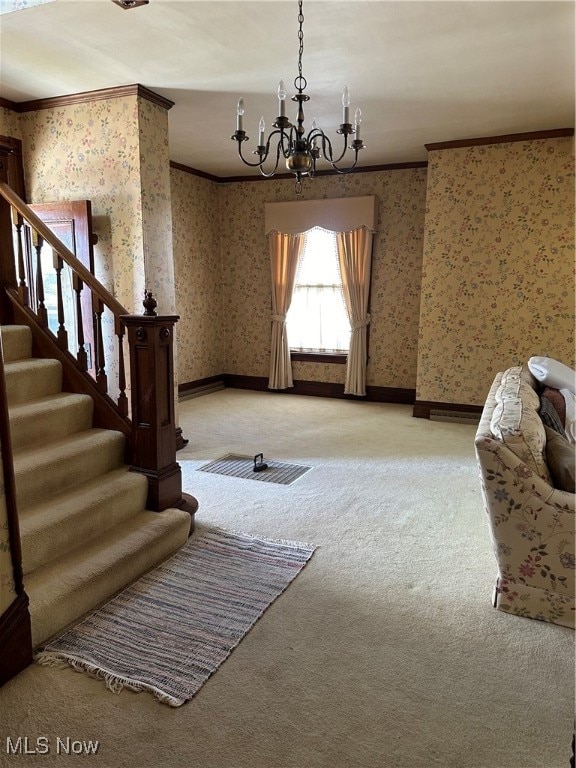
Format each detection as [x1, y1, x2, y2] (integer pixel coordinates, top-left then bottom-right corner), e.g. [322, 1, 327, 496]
[3, 324, 191, 647]
[0, 146, 198, 683]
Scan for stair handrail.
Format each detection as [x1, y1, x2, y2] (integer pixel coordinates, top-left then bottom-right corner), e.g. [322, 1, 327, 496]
[0, 168, 196, 519]
[0, 181, 127, 319]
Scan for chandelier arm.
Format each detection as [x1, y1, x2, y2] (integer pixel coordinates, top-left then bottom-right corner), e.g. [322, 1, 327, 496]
[232, 0, 364, 189]
[235, 129, 286, 168]
[279, 128, 295, 159]
[258, 139, 285, 178]
[327, 152, 361, 174]
[319, 132, 354, 166]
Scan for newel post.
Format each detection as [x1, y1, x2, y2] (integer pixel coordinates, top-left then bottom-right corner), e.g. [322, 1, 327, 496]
[121, 292, 197, 523]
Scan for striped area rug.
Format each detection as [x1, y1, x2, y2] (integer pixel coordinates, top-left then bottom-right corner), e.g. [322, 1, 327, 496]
[198, 453, 312, 485]
[36, 529, 316, 706]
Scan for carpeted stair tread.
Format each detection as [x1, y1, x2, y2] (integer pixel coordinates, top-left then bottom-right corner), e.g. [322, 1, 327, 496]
[9, 392, 94, 451]
[20, 467, 149, 575]
[27, 507, 191, 647]
[0, 324, 32, 362]
[13, 428, 125, 509]
[4, 357, 62, 405]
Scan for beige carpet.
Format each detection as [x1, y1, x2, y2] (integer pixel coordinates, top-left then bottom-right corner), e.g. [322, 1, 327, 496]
[1, 389, 574, 768]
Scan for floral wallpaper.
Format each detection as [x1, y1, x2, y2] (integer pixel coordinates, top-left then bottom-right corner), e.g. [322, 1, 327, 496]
[0, 106, 22, 140]
[18, 95, 145, 312]
[170, 168, 224, 383]
[0, 442, 17, 616]
[217, 170, 428, 388]
[139, 100, 175, 315]
[417, 136, 575, 406]
[4, 93, 573, 408]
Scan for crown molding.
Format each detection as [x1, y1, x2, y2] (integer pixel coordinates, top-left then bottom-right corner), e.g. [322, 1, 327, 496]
[169, 159, 428, 184]
[169, 161, 221, 183]
[214, 160, 429, 184]
[425, 128, 574, 152]
[15, 84, 174, 113]
[0, 97, 18, 111]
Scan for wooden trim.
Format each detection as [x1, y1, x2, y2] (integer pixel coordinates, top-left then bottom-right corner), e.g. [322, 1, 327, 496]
[366, 385, 415, 404]
[178, 374, 225, 395]
[0, 135, 23, 154]
[0, 137, 26, 201]
[0, 97, 18, 112]
[0, 593, 32, 685]
[425, 128, 574, 152]
[1, 181, 128, 317]
[413, 400, 484, 419]
[170, 162, 221, 183]
[216, 160, 428, 184]
[224, 374, 268, 392]
[16, 84, 174, 113]
[291, 352, 347, 364]
[175, 427, 188, 452]
[223, 374, 415, 404]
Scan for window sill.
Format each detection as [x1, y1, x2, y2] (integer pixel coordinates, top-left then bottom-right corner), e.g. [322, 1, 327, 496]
[290, 352, 348, 364]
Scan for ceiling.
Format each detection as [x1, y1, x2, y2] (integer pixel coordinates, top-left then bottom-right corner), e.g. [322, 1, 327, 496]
[0, 0, 574, 178]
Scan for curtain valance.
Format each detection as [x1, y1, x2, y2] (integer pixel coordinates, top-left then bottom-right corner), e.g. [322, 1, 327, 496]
[264, 196, 377, 235]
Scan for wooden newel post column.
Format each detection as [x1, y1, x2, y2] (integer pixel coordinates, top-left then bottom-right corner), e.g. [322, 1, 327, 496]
[121, 292, 197, 523]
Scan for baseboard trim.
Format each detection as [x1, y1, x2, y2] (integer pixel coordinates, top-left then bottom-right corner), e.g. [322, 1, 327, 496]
[0, 592, 33, 686]
[222, 374, 415, 404]
[413, 399, 483, 419]
[178, 375, 226, 401]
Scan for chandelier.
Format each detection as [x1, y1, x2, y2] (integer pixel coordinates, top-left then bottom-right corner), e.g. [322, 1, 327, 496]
[231, 0, 364, 193]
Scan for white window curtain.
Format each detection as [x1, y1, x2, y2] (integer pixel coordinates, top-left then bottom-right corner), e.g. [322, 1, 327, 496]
[265, 196, 377, 392]
[287, 228, 350, 353]
[336, 226, 374, 396]
[268, 230, 305, 389]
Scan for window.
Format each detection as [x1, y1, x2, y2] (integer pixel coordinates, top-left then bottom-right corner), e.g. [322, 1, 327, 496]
[286, 227, 350, 354]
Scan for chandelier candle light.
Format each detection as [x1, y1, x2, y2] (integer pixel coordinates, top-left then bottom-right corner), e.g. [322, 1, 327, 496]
[231, 0, 364, 193]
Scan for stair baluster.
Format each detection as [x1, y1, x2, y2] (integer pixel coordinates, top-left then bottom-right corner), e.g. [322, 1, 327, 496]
[115, 316, 129, 418]
[0, 171, 198, 525]
[31, 230, 48, 328]
[53, 251, 69, 351]
[93, 296, 108, 394]
[72, 273, 88, 371]
[12, 210, 29, 307]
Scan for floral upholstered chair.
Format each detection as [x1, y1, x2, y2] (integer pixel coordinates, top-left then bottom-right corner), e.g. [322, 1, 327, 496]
[475, 367, 575, 629]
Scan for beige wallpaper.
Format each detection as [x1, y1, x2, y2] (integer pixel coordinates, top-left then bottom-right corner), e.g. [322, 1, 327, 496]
[417, 136, 575, 406]
[218, 170, 428, 388]
[139, 100, 176, 315]
[18, 96, 145, 312]
[4, 96, 573, 408]
[170, 168, 224, 383]
[0, 106, 22, 140]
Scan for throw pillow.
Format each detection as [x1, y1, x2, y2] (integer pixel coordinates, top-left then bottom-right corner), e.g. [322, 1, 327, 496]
[539, 396, 567, 439]
[528, 356, 576, 393]
[541, 386, 566, 426]
[491, 366, 550, 481]
[544, 426, 576, 493]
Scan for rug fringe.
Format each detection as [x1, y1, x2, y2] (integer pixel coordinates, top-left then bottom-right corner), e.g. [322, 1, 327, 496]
[35, 652, 184, 707]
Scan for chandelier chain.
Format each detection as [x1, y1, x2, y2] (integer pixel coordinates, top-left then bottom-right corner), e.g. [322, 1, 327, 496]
[232, 0, 364, 191]
[295, 0, 306, 93]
